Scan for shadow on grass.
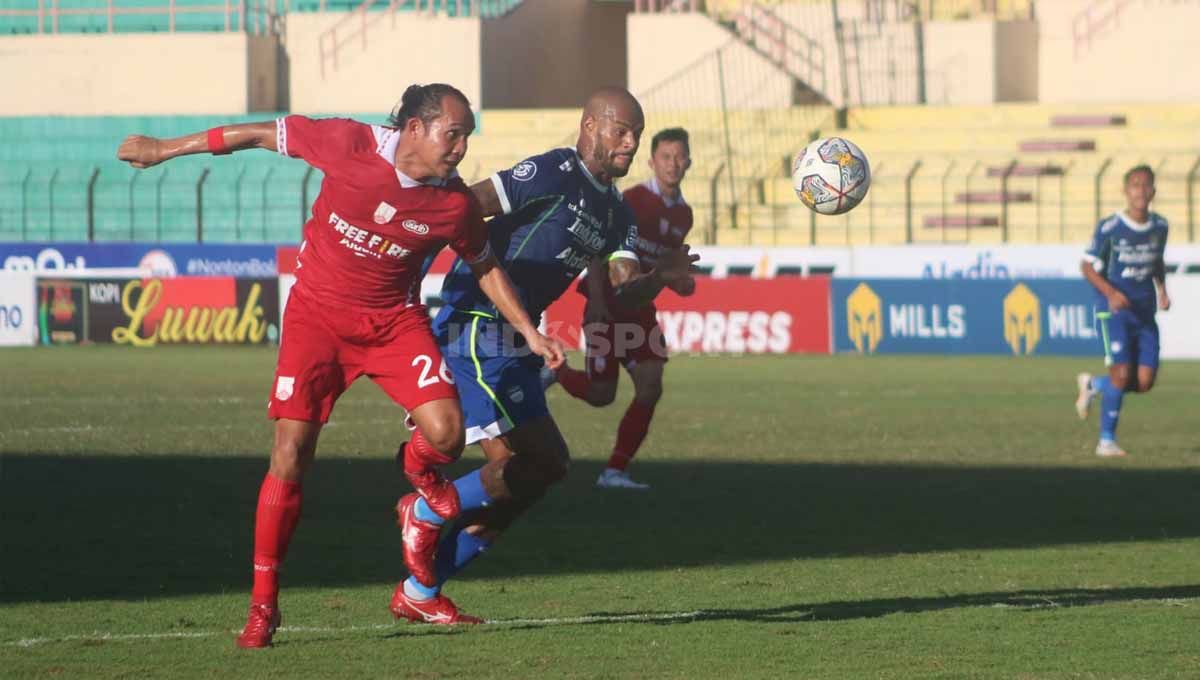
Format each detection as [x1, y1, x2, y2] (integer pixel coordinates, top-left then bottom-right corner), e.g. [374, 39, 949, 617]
[492, 584, 1200, 630]
[2, 454, 1198, 603]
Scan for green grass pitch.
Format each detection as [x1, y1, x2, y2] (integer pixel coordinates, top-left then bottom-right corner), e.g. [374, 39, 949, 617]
[2, 347, 1198, 678]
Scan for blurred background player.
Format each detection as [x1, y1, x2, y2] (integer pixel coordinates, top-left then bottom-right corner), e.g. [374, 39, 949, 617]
[547, 127, 696, 490]
[1074, 164, 1170, 458]
[392, 87, 698, 622]
[119, 83, 562, 646]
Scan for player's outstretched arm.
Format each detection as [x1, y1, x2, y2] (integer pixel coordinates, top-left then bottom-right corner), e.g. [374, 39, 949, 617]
[117, 122, 278, 169]
[583, 259, 613, 324]
[469, 253, 565, 368]
[468, 179, 505, 219]
[611, 246, 699, 309]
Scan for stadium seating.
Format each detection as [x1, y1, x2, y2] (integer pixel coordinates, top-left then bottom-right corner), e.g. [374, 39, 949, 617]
[0, 110, 572, 243]
[0, 0, 522, 35]
[2, 102, 1198, 246]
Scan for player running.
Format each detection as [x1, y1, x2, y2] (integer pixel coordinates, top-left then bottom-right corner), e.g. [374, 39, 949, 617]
[547, 127, 695, 490]
[391, 87, 698, 622]
[1074, 164, 1170, 458]
[117, 83, 564, 647]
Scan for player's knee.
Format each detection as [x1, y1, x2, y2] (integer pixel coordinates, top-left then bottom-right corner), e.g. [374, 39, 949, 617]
[270, 439, 311, 480]
[1136, 378, 1156, 393]
[421, 415, 465, 459]
[635, 382, 663, 406]
[586, 381, 617, 407]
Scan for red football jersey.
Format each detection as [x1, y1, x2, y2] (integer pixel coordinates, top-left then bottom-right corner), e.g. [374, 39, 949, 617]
[576, 178, 694, 303]
[277, 115, 490, 311]
[621, 178, 694, 274]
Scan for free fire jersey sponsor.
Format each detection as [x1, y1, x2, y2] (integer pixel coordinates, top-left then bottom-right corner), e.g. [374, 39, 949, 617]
[276, 115, 489, 311]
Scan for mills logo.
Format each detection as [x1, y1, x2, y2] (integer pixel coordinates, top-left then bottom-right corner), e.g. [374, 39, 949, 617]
[846, 283, 882, 354]
[1003, 283, 1040, 355]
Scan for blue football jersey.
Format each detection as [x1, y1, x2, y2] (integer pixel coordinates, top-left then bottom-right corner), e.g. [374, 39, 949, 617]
[1084, 211, 1168, 315]
[440, 148, 639, 320]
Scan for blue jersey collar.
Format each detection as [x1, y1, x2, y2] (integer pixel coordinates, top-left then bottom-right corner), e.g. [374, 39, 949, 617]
[573, 149, 620, 198]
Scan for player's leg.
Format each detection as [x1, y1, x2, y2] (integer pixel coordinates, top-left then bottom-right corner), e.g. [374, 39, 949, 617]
[598, 358, 664, 490]
[402, 397, 466, 518]
[1132, 318, 1161, 395]
[240, 290, 348, 648]
[555, 319, 618, 406]
[366, 309, 468, 518]
[433, 416, 570, 585]
[1092, 311, 1134, 457]
[244, 418, 322, 632]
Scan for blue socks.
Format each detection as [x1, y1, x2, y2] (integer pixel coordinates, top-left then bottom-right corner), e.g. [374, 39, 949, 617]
[413, 497, 444, 525]
[435, 527, 491, 586]
[406, 469, 496, 597]
[412, 469, 492, 525]
[453, 469, 492, 513]
[1094, 375, 1124, 442]
[403, 576, 440, 600]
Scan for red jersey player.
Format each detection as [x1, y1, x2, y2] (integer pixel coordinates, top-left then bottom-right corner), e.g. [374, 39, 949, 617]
[550, 127, 695, 490]
[117, 84, 563, 647]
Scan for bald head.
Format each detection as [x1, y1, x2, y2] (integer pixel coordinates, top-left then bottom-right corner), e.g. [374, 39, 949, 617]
[576, 87, 645, 184]
[581, 86, 643, 130]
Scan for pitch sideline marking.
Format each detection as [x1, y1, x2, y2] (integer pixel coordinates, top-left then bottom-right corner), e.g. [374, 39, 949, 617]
[5, 610, 707, 648]
[9, 598, 1195, 648]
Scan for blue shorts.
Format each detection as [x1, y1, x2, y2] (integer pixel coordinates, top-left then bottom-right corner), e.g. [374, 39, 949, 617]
[1097, 309, 1159, 370]
[432, 306, 549, 445]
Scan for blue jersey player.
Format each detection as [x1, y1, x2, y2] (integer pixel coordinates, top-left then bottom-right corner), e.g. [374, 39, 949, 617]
[388, 87, 698, 624]
[1074, 165, 1171, 458]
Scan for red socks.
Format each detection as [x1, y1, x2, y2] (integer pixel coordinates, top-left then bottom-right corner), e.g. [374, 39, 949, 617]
[250, 473, 302, 606]
[556, 365, 591, 400]
[404, 428, 456, 474]
[608, 400, 656, 471]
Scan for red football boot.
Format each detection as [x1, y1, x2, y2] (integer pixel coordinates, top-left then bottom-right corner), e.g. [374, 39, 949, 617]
[398, 442, 461, 520]
[389, 583, 483, 625]
[235, 602, 281, 649]
[395, 492, 441, 588]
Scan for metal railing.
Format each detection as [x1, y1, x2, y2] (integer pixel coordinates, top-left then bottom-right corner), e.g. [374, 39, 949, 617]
[3, 154, 1199, 246]
[0, 0, 286, 34]
[634, 0, 1035, 21]
[734, 2, 828, 101]
[0, 163, 315, 244]
[728, 153, 1200, 247]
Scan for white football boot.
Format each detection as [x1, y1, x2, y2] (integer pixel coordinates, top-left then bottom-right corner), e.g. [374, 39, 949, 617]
[595, 468, 650, 490]
[1095, 440, 1128, 458]
[1075, 372, 1096, 420]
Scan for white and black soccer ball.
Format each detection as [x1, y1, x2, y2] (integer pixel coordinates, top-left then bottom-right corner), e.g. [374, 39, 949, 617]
[792, 137, 871, 215]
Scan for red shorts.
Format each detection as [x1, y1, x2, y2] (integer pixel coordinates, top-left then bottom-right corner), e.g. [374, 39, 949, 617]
[584, 306, 669, 382]
[268, 286, 459, 423]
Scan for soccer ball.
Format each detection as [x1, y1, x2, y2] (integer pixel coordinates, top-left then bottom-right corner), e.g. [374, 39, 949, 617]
[792, 137, 871, 215]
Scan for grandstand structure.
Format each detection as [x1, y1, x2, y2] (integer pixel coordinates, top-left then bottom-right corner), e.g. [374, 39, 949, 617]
[1, 0, 1198, 247]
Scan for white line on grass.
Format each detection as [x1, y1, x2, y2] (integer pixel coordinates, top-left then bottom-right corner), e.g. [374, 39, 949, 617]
[9, 599, 1193, 648]
[6, 611, 707, 648]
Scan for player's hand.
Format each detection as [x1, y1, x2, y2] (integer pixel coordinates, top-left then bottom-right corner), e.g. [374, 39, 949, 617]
[1106, 290, 1131, 312]
[655, 245, 700, 283]
[1159, 291, 1171, 311]
[527, 332, 565, 370]
[671, 275, 696, 297]
[117, 135, 165, 169]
